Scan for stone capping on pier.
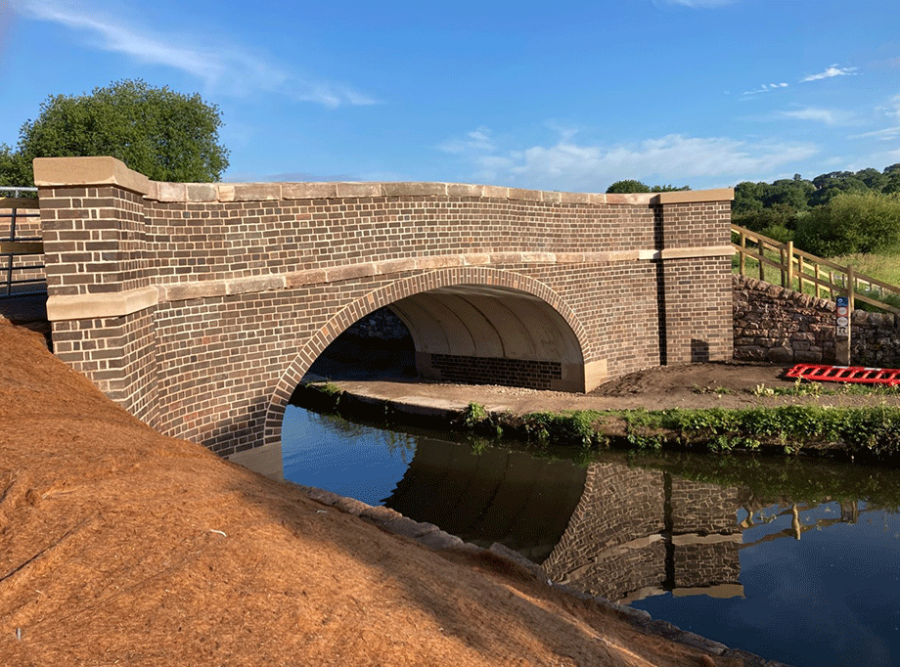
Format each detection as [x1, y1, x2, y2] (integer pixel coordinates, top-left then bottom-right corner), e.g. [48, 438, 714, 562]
[33, 156, 733, 206]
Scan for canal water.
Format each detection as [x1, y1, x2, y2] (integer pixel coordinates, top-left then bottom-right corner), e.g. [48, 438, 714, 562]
[282, 405, 900, 667]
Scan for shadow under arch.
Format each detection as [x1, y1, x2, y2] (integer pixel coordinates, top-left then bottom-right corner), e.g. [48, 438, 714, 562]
[263, 267, 597, 450]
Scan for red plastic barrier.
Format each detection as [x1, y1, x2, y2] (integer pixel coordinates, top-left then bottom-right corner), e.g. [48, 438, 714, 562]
[785, 364, 900, 386]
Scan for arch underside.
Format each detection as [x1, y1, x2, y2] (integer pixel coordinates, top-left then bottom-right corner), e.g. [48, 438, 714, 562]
[388, 284, 587, 392]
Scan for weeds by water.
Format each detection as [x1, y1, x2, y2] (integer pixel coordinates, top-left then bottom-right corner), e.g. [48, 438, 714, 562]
[296, 383, 900, 461]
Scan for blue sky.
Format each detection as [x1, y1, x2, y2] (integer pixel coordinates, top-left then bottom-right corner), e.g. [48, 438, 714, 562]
[1, 0, 899, 192]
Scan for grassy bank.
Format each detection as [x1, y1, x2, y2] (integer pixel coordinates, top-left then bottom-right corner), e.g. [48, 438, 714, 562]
[294, 382, 900, 463]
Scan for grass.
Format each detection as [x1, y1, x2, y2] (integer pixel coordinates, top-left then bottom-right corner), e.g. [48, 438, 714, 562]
[832, 245, 900, 287]
[751, 380, 900, 398]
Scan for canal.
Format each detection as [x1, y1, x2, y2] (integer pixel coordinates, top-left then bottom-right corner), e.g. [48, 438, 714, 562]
[282, 404, 900, 667]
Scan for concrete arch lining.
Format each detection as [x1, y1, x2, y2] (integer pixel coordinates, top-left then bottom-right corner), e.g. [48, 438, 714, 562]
[394, 286, 586, 363]
[390, 294, 480, 357]
[415, 293, 502, 358]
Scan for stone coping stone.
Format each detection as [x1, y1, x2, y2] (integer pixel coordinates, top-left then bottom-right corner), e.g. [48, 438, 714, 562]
[33, 156, 734, 206]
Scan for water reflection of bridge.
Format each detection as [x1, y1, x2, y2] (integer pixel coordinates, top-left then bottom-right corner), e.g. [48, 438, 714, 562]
[386, 441, 871, 604]
[540, 462, 744, 603]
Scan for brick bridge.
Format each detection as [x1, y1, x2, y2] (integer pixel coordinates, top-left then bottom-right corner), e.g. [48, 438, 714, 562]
[34, 156, 733, 463]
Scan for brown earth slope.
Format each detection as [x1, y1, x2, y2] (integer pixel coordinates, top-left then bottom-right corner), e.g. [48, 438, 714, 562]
[0, 319, 749, 666]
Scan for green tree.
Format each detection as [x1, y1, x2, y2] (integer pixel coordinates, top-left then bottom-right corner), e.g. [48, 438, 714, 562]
[855, 167, 887, 192]
[883, 167, 900, 195]
[649, 184, 691, 192]
[606, 180, 690, 193]
[11, 79, 229, 185]
[765, 178, 814, 212]
[733, 181, 768, 214]
[0, 144, 32, 187]
[795, 192, 900, 256]
[606, 179, 650, 193]
[809, 171, 869, 207]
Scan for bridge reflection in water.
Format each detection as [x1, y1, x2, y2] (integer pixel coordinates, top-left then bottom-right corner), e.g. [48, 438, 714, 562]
[383, 438, 744, 604]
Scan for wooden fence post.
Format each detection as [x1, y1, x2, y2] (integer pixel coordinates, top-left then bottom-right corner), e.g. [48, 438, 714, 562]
[848, 265, 855, 312]
[759, 240, 765, 281]
[786, 241, 794, 291]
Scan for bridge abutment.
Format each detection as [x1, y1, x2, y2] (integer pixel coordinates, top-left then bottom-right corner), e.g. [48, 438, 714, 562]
[34, 156, 733, 459]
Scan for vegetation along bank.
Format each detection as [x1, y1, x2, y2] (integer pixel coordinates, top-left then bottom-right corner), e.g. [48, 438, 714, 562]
[293, 380, 900, 463]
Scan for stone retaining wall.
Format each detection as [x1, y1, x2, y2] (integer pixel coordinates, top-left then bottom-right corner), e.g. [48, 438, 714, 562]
[733, 274, 900, 366]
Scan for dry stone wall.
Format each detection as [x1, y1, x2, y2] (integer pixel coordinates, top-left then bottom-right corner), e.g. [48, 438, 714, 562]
[733, 274, 900, 366]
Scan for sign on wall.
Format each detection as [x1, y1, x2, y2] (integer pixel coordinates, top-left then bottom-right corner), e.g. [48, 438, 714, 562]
[836, 296, 849, 339]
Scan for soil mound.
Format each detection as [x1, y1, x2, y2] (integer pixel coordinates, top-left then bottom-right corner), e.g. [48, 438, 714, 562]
[0, 319, 743, 666]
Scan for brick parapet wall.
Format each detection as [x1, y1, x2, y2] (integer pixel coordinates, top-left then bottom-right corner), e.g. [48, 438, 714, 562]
[733, 274, 900, 366]
[143, 195, 664, 287]
[662, 257, 734, 364]
[657, 199, 733, 249]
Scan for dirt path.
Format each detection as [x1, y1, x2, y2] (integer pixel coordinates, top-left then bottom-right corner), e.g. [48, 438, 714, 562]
[0, 319, 763, 666]
[318, 354, 900, 417]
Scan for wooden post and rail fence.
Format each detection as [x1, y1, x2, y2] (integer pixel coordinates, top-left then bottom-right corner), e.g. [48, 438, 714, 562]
[731, 223, 900, 315]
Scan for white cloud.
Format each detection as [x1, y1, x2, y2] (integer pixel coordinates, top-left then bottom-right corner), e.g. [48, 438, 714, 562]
[438, 127, 498, 154]
[849, 127, 900, 141]
[9, 0, 377, 108]
[440, 128, 818, 191]
[743, 82, 788, 96]
[778, 107, 855, 126]
[851, 95, 900, 140]
[801, 65, 857, 82]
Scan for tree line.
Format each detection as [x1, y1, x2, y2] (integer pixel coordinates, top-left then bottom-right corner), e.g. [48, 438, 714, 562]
[733, 167, 900, 257]
[608, 169, 900, 259]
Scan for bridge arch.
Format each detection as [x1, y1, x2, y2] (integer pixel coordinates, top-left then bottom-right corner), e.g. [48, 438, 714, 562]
[264, 267, 593, 449]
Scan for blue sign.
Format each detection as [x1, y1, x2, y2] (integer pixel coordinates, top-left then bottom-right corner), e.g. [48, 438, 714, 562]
[836, 296, 849, 308]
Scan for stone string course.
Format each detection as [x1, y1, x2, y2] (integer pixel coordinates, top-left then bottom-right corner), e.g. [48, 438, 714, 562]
[733, 274, 900, 366]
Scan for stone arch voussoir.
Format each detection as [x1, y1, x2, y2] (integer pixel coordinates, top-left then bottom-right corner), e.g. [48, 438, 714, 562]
[263, 267, 592, 448]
